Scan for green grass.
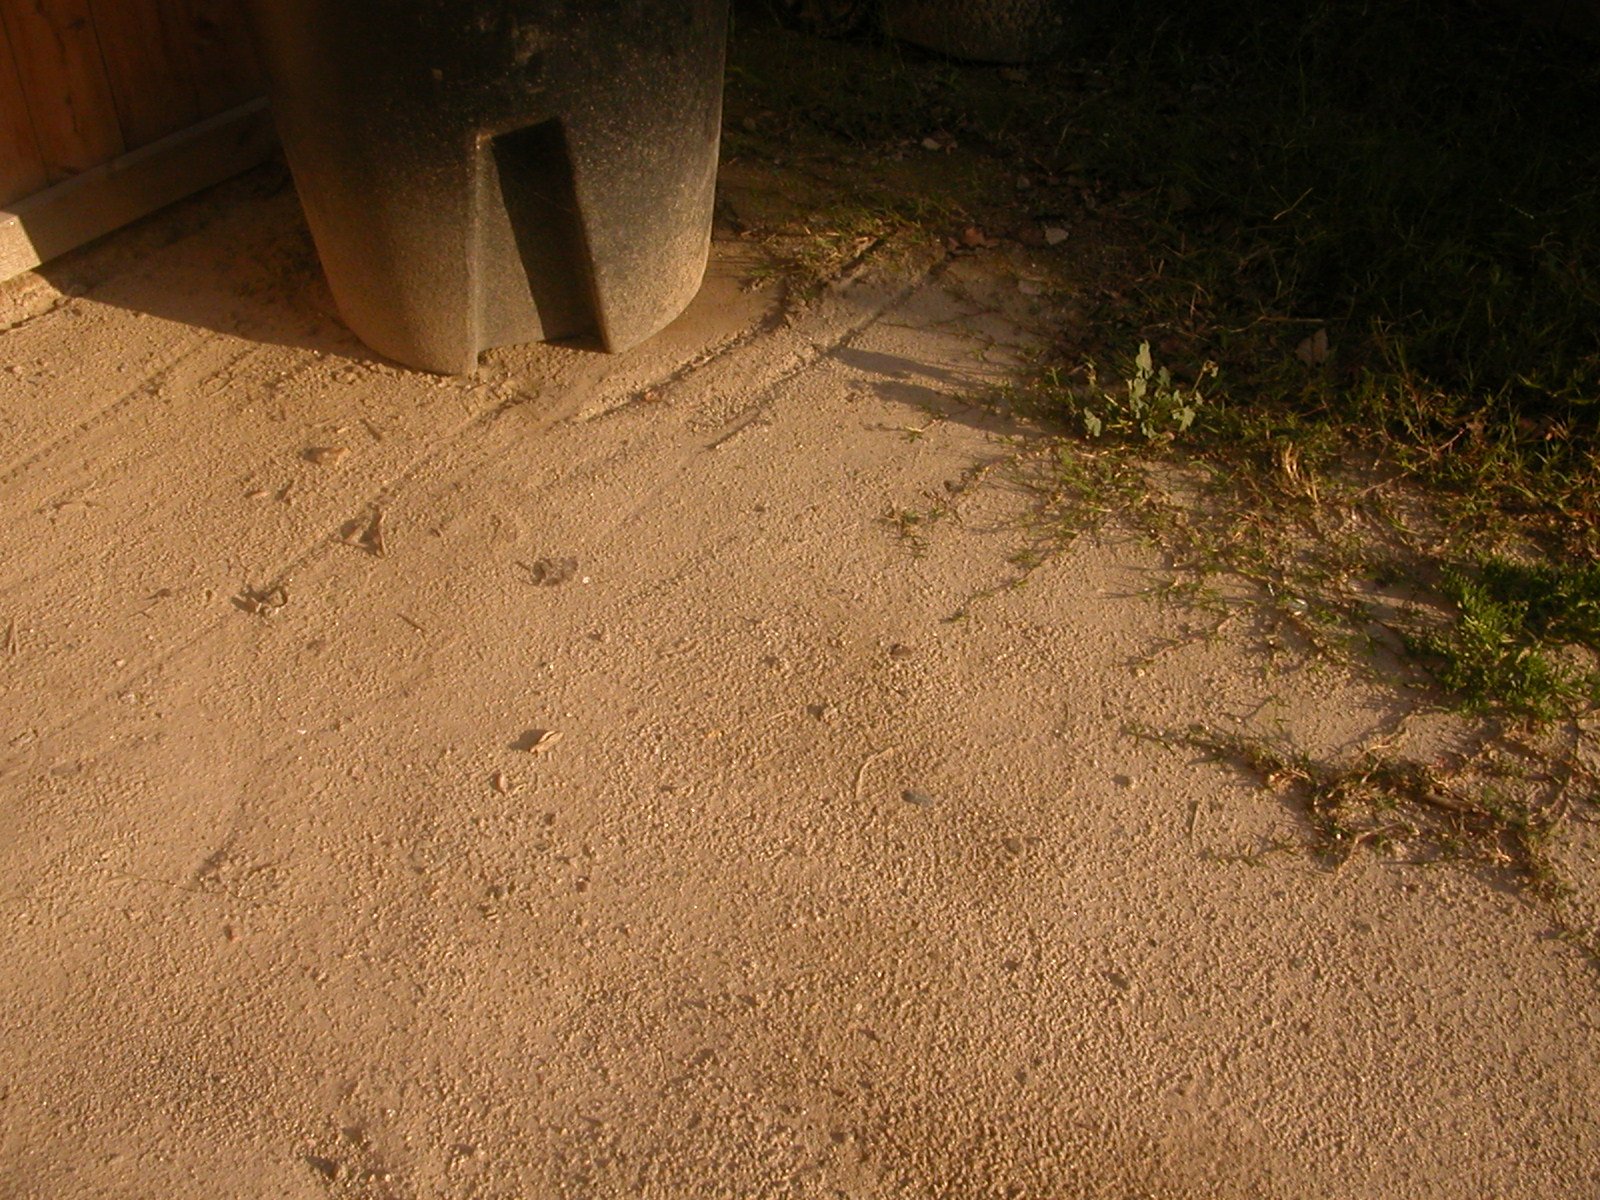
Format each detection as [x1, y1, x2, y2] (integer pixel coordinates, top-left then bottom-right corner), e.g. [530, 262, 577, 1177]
[1406, 558, 1600, 720]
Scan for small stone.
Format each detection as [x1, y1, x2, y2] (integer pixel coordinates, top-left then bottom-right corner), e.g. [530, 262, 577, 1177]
[527, 557, 578, 586]
[1043, 225, 1068, 245]
[304, 446, 348, 466]
[888, 643, 915, 660]
[902, 789, 938, 807]
[1018, 280, 1045, 296]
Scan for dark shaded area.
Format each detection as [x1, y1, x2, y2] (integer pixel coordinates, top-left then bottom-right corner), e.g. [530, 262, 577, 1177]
[1057, 0, 1600, 406]
[490, 119, 598, 343]
[733, 0, 1600, 540]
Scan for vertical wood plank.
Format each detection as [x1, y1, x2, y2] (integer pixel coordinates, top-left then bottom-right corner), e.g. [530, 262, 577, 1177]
[85, 0, 201, 148]
[0, 14, 49, 204]
[1, 0, 124, 180]
[172, 0, 261, 116]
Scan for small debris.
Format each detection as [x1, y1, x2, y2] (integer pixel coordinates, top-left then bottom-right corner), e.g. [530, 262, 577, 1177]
[807, 702, 837, 723]
[921, 136, 944, 152]
[959, 225, 999, 249]
[361, 508, 387, 557]
[1002, 836, 1025, 856]
[525, 557, 578, 587]
[1018, 280, 1045, 297]
[888, 643, 915, 660]
[1104, 969, 1132, 992]
[514, 729, 564, 755]
[1043, 225, 1069, 246]
[853, 745, 898, 804]
[490, 770, 510, 795]
[1295, 327, 1331, 366]
[304, 445, 348, 466]
[304, 1155, 341, 1182]
[4, 616, 15, 657]
[902, 789, 938, 807]
[398, 613, 426, 634]
[235, 584, 288, 617]
[245, 488, 270, 501]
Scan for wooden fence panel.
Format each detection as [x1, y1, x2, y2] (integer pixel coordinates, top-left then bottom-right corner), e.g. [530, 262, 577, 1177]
[0, 15, 48, 204]
[87, 0, 201, 148]
[0, 0, 125, 180]
[173, 0, 261, 115]
[0, 0, 273, 281]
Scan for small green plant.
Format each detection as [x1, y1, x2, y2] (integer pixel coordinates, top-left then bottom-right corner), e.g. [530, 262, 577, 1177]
[1077, 343, 1216, 443]
[1411, 559, 1600, 721]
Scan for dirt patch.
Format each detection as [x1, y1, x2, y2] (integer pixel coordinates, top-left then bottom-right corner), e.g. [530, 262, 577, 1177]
[2, 26, 1598, 1200]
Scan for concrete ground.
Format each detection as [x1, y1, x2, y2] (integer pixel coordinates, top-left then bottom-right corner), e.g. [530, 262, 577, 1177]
[1, 151, 1597, 1198]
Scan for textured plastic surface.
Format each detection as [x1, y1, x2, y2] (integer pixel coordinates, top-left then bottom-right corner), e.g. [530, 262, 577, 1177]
[243, 1, 728, 373]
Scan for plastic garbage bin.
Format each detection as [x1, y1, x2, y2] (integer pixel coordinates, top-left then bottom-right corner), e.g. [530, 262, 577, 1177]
[242, 1, 729, 374]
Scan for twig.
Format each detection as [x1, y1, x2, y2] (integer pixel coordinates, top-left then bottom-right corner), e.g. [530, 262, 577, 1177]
[108, 869, 279, 908]
[398, 613, 426, 634]
[853, 745, 898, 805]
[4, 617, 15, 658]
